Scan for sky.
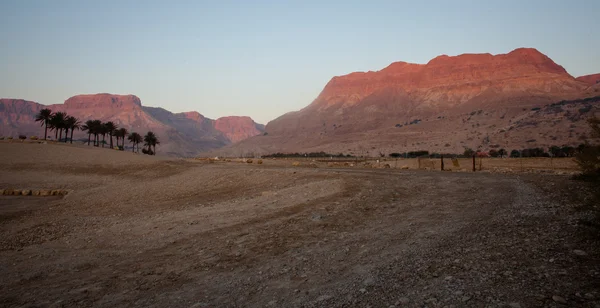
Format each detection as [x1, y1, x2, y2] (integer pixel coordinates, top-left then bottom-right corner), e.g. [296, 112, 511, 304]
[1, 0, 599, 124]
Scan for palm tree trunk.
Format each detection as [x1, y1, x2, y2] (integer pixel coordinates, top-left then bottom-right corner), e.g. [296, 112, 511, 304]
[55, 129, 58, 140]
[110, 134, 113, 148]
[132, 142, 135, 152]
[87, 133, 91, 145]
[64, 129, 69, 143]
[44, 123, 48, 140]
[59, 129, 63, 142]
[70, 130, 74, 144]
[102, 134, 105, 148]
[154, 144, 156, 155]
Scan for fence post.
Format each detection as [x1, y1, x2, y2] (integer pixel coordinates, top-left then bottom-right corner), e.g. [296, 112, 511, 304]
[441, 155, 444, 171]
[472, 155, 476, 172]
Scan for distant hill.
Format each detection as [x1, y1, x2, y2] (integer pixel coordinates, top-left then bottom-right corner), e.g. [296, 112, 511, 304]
[0, 94, 264, 157]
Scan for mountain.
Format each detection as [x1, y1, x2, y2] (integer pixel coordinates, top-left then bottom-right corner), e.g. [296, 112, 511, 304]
[0, 94, 264, 157]
[216, 48, 600, 156]
[577, 74, 600, 85]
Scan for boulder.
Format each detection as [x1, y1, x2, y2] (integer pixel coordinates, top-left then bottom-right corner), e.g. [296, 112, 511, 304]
[39, 190, 51, 196]
[21, 190, 31, 196]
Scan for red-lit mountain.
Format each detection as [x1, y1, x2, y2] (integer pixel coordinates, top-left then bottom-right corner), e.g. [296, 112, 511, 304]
[0, 94, 264, 157]
[218, 48, 600, 156]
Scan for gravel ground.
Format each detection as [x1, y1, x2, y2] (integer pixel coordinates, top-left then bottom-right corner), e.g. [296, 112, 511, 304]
[0, 143, 598, 307]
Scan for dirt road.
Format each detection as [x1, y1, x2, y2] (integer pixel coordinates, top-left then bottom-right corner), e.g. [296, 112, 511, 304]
[0, 143, 598, 307]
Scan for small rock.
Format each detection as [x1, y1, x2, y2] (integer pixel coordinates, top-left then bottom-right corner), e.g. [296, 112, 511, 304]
[461, 296, 472, 302]
[584, 293, 594, 299]
[363, 277, 375, 286]
[573, 250, 587, 256]
[316, 295, 332, 302]
[509, 303, 521, 308]
[454, 291, 464, 296]
[396, 297, 409, 305]
[359, 288, 367, 294]
[552, 295, 567, 304]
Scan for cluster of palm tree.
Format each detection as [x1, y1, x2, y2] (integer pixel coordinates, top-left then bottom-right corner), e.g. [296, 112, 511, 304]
[35, 108, 160, 155]
[35, 108, 81, 143]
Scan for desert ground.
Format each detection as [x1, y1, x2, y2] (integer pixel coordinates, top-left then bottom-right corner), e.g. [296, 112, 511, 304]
[0, 142, 599, 308]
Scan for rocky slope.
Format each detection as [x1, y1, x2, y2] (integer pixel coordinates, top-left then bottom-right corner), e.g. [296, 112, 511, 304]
[217, 48, 600, 156]
[577, 73, 600, 85]
[0, 94, 264, 157]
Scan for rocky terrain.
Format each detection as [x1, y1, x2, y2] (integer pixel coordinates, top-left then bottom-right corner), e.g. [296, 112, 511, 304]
[217, 48, 600, 157]
[0, 143, 598, 307]
[0, 94, 264, 157]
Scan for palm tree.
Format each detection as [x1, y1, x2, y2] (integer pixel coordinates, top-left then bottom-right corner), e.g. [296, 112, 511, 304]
[104, 121, 117, 148]
[81, 120, 94, 145]
[91, 120, 102, 146]
[143, 131, 159, 155]
[98, 123, 108, 148]
[35, 108, 53, 140]
[50, 112, 67, 141]
[128, 132, 142, 153]
[64, 116, 81, 144]
[115, 128, 128, 149]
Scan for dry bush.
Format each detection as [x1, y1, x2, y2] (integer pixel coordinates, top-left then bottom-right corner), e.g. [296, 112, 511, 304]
[256, 159, 263, 164]
[246, 159, 253, 163]
[30, 136, 39, 140]
[292, 161, 300, 166]
[575, 117, 600, 179]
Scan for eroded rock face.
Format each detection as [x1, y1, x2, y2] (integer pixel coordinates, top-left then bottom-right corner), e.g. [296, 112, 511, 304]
[0, 99, 44, 136]
[214, 116, 263, 143]
[64, 94, 142, 109]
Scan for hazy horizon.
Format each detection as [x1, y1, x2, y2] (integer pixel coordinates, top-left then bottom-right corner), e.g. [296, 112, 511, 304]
[1, 0, 599, 124]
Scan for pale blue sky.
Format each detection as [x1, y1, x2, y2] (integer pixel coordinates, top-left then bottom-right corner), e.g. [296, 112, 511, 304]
[1, 0, 599, 123]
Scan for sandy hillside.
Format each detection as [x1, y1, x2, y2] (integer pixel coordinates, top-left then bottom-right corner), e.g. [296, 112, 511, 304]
[0, 143, 598, 307]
